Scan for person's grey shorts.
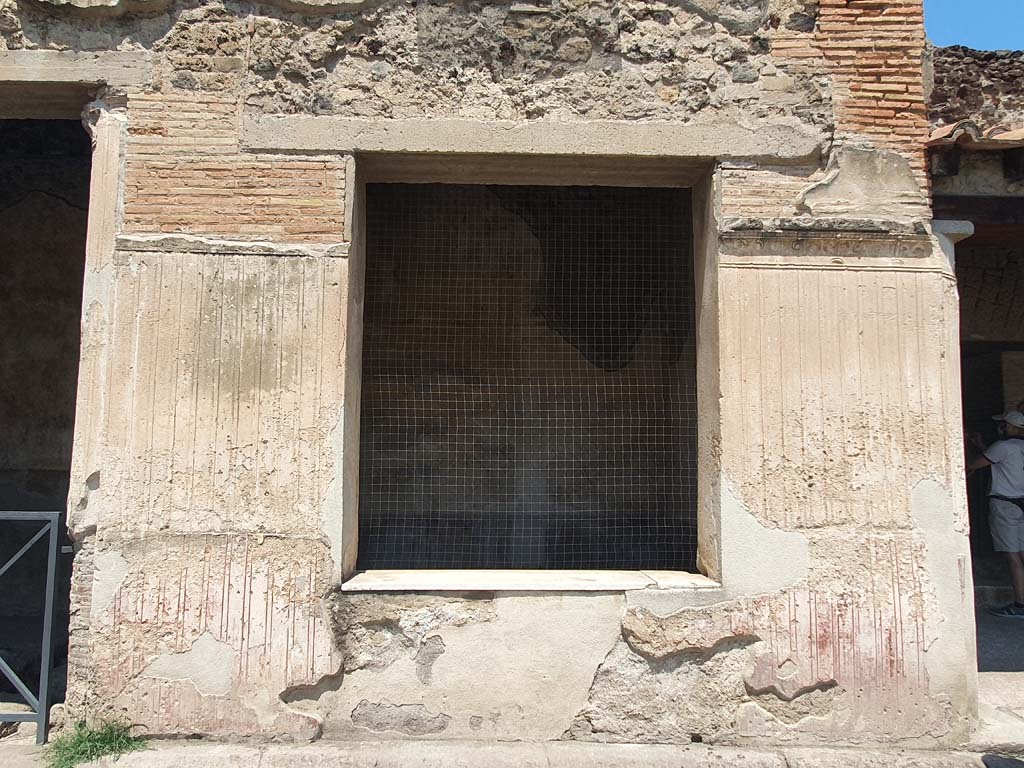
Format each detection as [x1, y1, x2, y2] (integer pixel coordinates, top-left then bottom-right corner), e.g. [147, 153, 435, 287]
[989, 497, 1024, 553]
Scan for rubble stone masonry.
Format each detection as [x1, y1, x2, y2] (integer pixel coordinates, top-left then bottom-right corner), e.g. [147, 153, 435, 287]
[0, 0, 976, 750]
[930, 45, 1024, 129]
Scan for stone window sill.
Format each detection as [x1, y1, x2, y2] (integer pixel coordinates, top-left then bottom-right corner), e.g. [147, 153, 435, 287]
[340, 570, 720, 592]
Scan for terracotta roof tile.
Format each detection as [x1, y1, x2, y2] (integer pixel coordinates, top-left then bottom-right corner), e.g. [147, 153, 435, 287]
[928, 119, 1024, 149]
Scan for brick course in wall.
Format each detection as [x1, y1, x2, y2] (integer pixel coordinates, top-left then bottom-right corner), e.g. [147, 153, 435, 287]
[773, 0, 929, 188]
[123, 94, 346, 243]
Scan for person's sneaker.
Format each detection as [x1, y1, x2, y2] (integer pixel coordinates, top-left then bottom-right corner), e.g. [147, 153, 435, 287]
[988, 603, 1024, 618]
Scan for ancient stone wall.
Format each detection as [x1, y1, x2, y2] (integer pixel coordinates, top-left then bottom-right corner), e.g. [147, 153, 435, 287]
[930, 45, 1024, 129]
[0, 0, 976, 750]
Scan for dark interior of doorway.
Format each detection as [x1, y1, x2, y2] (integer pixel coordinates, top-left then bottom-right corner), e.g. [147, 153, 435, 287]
[0, 120, 89, 711]
[951, 194, 1024, 673]
[358, 183, 698, 571]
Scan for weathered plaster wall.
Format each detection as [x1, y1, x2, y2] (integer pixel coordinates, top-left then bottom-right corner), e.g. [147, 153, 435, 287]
[0, 0, 975, 750]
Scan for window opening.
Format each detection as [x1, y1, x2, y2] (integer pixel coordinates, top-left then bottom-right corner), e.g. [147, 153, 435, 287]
[358, 183, 697, 570]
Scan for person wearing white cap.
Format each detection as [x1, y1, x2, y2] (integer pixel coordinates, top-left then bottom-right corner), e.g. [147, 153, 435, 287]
[968, 410, 1024, 618]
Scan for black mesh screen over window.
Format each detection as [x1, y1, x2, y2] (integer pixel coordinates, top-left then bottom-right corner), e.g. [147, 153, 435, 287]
[358, 184, 697, 570]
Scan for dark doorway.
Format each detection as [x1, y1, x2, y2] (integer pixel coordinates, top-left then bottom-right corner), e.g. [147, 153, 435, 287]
[944, 194, 1024, 673]
[0, 119, 90, 709]
[357, 183, 697, 571]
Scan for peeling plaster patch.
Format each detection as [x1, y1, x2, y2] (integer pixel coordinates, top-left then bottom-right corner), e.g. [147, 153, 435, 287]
[141, 632, 236, 696]
[911, 478, 977, 724]
[322, 594, 621, 740]
[720, 481, 808, 598]
[80, 262, 114, 319]
[414, 635, 446, 684]
[744, 651, 840, 703]
[622, 604, 761, 662]
[115, 234, 348, 258]
[350, 700, 451, 735]
[90, 549, 127, 620]
[796, 146, 927, 221]
[75, 471, 100, 514]
[746, 684, 842, 725]
[568, 637, 757, 742]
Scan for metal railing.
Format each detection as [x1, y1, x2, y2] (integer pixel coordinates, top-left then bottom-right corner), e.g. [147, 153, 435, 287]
[0, 511, 62, 745]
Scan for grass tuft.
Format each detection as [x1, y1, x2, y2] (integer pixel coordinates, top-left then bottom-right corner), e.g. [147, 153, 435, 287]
[45, 721, 145, 768]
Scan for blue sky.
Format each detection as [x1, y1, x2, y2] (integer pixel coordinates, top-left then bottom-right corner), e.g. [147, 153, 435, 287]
[925, 0, 1024, 51]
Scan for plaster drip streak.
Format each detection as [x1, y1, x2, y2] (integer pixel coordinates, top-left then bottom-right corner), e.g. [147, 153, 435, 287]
[755, 268, 769, 523]
[848, 268, 865, 524]
[809, 589, 818, 684]
[891, 539, 903, 686]
[240, 536, 250, 680]
[891, 273, 910, 498]
[855, 271, 867, 518]
[201, 535, 212, 637]
[211, 255, 227, 507]
[307, 566, 316, 682]
[871, 538, 883, 684]
[814, 269, 832, 524]
[881, 276, 902, 491]
[254, 258, 266, 505]
[915, 274, 939, 484]
[797, 270, 821, 524]
[145, 258, 163, 526]
[779, 265, 800, 527]
[175, 545, 186, 651]
[275, 259, 286, 499]
[126, 258, 142, 507]
[191, 254, 206, 512]
[862, 272, 890, 524]
[221, 535, 230, 641]
[296, 259, 306, 518]
[766, 269, 787, 526]
[938, 280, 956, 481]
[826, 267, 847, 526]
[266, 568, 274, 679]
[168, 256, 186, 520]
[314, 258, 325, 515]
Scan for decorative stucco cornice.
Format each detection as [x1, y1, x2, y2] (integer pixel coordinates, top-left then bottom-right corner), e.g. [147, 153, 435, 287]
[718, 220, 941, 273]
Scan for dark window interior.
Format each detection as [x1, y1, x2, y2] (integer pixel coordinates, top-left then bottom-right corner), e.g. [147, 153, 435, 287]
[358, 184, 698, 570]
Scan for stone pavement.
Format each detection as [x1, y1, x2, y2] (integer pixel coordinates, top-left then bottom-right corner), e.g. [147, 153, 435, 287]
[3, 680, 1023, 768]
[976, 602, 1024, 673]
[0, 741, 43, 768]
[968, 672, 1024, 754]
[0, 741, 1000, 768]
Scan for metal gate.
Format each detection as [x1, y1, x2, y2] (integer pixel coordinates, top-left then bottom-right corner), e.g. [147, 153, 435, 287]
[0, 511, 62, 745]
